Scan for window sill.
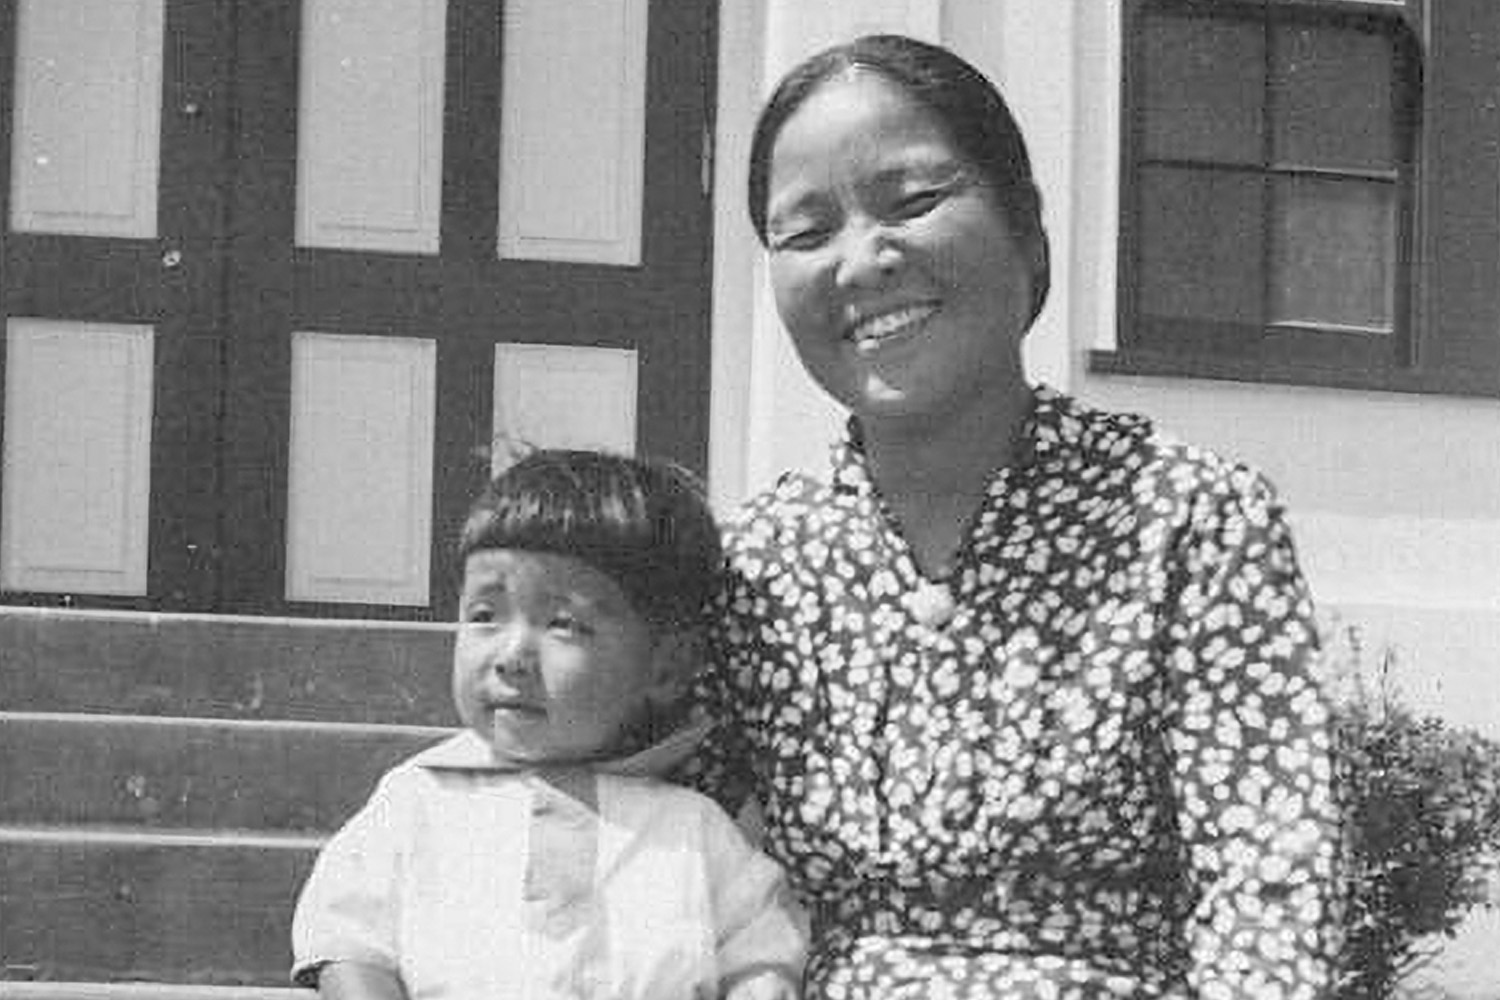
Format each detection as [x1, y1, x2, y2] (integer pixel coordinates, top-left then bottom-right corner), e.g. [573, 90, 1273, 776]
[1087, 349, 1500, 401]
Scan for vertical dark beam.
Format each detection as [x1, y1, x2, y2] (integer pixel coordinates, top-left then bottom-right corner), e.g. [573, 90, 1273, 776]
[218, 0, 300, 613]
[1425, 0, 1500, 381]
[426, 0, 504, 621]
[441, 0, 503, 263]
[152, 0, 239, 610]
[0, 0, 16, 584]
[1259, 3, 1275, 354]
[1115, 0, 1143, 353]
[1394, 15, 1422, 370]
[634, 0, 718, 476]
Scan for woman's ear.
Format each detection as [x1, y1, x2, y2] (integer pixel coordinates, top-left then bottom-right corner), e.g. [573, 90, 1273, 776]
[646, 627, 706, 707]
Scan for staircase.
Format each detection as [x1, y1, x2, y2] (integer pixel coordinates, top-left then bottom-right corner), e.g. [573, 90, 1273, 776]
[0, 608, 458, 998]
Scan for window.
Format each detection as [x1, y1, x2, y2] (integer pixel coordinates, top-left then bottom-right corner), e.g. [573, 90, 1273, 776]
[1098, 0, 1500, 399]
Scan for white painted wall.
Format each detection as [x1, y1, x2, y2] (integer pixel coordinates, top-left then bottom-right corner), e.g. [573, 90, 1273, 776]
[709, 3, 1500, 987]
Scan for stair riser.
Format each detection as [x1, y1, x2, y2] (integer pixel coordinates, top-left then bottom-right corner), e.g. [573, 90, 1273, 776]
[0, 987, 302, 1000]
[0, 718, 447, 831]
[0, 612, 454, 725]
[2, 840, 315, 987]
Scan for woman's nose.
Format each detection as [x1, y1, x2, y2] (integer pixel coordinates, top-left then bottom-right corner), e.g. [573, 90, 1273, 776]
[834, 221, 900, 288]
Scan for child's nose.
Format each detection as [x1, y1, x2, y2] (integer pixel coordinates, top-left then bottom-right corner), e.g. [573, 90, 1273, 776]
[490, 625, 539, 678]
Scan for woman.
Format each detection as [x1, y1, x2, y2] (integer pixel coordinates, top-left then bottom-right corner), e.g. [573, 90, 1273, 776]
[690, 34, 1341, 999]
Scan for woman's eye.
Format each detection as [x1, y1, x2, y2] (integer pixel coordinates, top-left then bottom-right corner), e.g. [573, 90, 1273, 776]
[769, 223, 831, 253]
[890, 188, 947, 220]
[463, 605, 495, 625]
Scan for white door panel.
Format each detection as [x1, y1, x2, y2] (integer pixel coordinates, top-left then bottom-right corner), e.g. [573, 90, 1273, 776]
[285, 331, 437, 606]
[497, 0, 647, 264]
[1, 319, 154, 595]
[9, 0, 164, 238]
[295, 0, 446, 254]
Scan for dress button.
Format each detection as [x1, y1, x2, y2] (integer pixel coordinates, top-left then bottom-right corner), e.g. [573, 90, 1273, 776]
[906, 580, 957, 628]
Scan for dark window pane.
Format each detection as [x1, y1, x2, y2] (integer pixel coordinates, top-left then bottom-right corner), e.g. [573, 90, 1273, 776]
[1137, 165, 1264, 325]
[1140, 10, 1264, 164]
[1272, 21, 1396, 169]
[1271, 175, 1395, 331]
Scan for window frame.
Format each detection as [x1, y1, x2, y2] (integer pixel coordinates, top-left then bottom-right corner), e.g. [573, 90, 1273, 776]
[1096, 0, 1500, 400]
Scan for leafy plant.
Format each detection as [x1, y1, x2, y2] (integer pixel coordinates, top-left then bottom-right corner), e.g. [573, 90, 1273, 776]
[1328, 625, 1500, 998]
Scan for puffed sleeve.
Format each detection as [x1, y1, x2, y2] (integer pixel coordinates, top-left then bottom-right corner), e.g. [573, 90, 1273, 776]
[290, 771, 408, 986]
[699, 795, 809, 994]
[681, 555, 764, 816]
[1163, 468, 1341, 999]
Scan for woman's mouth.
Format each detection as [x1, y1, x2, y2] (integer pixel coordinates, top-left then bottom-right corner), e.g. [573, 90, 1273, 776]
[846, 304, 938, 353]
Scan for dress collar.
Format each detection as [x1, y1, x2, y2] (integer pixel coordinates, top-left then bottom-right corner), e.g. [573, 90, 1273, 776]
[413, 718, 711, 779]
[829, 383, 1072, 497]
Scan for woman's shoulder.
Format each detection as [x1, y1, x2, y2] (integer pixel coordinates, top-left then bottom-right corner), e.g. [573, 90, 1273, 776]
[744, 468, 831, 513]
[1048, 390, 1281, 507]
[722, 469, 839, 544]
[716, 465, 882, 590]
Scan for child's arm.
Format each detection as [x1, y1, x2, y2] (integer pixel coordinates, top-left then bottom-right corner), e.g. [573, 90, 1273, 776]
[699, 799, 808, 1000]
[292, 772, 407, 990]
[720, 967, 799, 1000]
[315, 961, 407, 1000]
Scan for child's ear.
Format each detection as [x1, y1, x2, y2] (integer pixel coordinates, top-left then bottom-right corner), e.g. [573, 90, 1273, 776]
[646, 627, 705, 706]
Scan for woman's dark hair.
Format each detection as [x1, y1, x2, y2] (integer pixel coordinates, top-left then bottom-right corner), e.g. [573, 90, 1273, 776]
[747, 34, 1051, 328]
[458, 449, 722, 629]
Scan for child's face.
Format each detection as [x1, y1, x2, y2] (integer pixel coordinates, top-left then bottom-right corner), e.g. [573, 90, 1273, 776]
[453, 548, 669, 764]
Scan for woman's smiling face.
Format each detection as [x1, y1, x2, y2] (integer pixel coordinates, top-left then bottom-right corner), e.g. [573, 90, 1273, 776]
[764, 71, 1034, 428]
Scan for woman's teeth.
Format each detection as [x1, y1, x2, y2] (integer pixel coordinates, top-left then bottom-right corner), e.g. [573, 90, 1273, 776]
[850, 305, 936, 350]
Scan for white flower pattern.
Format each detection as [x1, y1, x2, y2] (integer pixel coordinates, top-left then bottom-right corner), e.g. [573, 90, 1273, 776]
[689, 388, 1340, 999]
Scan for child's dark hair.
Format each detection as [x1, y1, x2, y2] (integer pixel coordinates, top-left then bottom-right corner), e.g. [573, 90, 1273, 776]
[458, 449, 722, 630]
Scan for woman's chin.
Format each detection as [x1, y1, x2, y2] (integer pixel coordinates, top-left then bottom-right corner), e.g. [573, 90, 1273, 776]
[845, 378, 936, 421]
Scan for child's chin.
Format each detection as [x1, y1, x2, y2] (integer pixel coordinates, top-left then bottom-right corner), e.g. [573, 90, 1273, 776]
[484, 726, 546, 763]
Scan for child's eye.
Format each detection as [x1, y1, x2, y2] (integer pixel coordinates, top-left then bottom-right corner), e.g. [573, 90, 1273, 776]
[462, 604, 495, 624]
[549, 611, 595, 638]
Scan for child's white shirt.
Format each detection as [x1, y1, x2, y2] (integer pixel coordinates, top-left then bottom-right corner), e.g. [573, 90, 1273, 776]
[292, 731, 806, 1000]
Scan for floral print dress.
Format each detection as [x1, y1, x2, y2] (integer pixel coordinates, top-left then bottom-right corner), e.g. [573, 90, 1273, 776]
[690, 387, 1340, 999]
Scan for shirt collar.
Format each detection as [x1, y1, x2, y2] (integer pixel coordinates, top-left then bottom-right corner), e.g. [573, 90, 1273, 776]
[413, 718, 712, 779]
[829, 383, 1073, 496]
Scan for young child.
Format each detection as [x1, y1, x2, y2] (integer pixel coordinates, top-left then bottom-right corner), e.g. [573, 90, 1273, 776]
[291, 450, 806, 1000]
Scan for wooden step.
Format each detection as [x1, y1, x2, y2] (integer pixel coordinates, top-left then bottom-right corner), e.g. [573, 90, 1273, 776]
[0, 985, 301, 1000]
[0, 713, 450, 832]
[1, 608, 462, 987]
[0, 608, 454, 725]
[1, 827, 319, 987]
